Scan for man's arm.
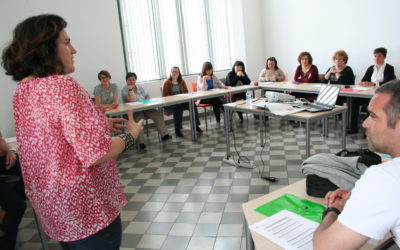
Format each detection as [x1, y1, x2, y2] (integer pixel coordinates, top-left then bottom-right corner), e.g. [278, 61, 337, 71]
[313, 189, 369, 249]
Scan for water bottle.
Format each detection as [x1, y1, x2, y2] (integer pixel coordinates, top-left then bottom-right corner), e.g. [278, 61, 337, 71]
[246, 90, 252, 104]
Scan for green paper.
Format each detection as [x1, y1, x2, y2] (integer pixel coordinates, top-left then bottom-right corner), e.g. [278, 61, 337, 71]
[255, 193, 325, 223]
[138, 99, 158, 104]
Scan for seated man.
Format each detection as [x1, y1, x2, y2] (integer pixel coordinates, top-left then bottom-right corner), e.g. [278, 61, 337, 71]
[313, 80, 400, 249]
[0, 131, 26, 250]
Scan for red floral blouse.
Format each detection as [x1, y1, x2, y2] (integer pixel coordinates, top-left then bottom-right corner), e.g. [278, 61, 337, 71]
[13, 75, 126, 242]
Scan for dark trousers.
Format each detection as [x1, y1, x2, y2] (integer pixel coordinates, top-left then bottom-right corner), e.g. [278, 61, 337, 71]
[166, 103, 200, 130]
[0, 156, 26, 250]
[350, 98, 369, 131]
[231, 93, 246, 120]
[200, 97, 224, 122]
[59, 216, 122, 250]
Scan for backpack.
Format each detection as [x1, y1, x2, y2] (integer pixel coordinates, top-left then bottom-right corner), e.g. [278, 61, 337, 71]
[306, 148, 381, 198]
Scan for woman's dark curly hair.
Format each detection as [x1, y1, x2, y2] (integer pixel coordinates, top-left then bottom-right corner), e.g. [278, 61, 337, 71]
[1, 14, 67, 81]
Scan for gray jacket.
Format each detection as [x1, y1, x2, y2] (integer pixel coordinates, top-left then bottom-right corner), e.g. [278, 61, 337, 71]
[301, 153, 368, 190]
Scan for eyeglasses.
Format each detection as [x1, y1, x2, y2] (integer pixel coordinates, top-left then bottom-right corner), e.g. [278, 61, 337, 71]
[100, 76, 109, 80]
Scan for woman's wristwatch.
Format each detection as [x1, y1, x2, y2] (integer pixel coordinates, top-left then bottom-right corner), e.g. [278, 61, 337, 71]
[322, 207, 341, 220]
[117, 131, 135, 151]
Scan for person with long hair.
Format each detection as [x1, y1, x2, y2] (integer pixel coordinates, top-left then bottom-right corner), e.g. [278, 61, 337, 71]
[196, 62, 227, 124]
[259, 57, 285, 82]
[162, 66, 202, 137]
[1, 14, 143, 249]
[225, 61, 251, 121]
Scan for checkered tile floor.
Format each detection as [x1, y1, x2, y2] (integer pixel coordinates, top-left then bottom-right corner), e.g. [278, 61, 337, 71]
[15, 114, 373, 250]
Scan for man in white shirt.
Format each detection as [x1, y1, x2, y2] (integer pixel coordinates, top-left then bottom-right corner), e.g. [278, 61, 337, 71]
[313, 79, 400, 249]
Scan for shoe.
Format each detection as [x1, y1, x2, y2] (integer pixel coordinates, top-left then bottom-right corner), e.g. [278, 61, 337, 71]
[196, 126, 203, 133]
[175, 129, 183, 138]
[139, 143, 146, 150]
[161, 134, 172, 141]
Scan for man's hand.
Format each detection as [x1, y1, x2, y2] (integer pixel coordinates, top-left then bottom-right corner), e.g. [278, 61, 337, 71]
[325, 189, 351, 211]
[127, 110, 144, 140]
[6, 150, 17, 170]
[108, 117, 128, 134]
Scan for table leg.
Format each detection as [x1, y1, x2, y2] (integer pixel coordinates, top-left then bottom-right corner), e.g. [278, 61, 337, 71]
[259, 114, 264, 146]
[306, 120, 310, 158]
[244, 219, 255, 250]
[225, 107, 231, 158]
[342, 110, 347, 150]
[347, 97, 352, 128]
[189, 100, 195, 141]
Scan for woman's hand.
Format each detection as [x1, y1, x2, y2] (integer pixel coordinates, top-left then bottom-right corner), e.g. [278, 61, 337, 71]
[127, 110, 144, 140]
[203, 75, 211, 81]
[5, 150, 17, 170]
[359, 81, 375, 87]
[108, 118, 128, 134]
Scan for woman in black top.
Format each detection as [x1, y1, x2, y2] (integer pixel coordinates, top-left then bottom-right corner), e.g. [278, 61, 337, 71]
[359, 47, 396, 87]
[350, 48, 397, 133]
[322, 50, 354, 85]
[225, 61, 251, 121]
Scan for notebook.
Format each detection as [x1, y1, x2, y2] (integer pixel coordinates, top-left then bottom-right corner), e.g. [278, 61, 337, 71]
[303, 84, 340, 112]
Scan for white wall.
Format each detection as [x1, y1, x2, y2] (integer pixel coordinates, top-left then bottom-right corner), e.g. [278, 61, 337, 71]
[0, 0, 126, 137]
[261, 0, 400, 83]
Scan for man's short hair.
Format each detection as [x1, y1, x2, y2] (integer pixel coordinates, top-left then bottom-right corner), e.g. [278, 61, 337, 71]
[375, 80, 400, 128]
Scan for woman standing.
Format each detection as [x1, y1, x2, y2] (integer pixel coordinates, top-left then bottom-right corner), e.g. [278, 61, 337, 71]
[121, 72, 172, 148]
[2, 14, 143, 249]
[294, 52, 319, 83]
[197, 62, 228, 124]
[259, 57, 285, 82]
[93, 70, 119, 111]
[162, 67, 202, 137]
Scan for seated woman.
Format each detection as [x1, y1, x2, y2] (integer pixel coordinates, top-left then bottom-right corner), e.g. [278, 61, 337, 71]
[349, 47, 397, 133]
[197, 62, 228, 124]
[294, 52, 319, 83]
[0, 131, 26, 250]
[258, 57, 285, 82]
[359, 47, 396, 87]
[121, 72, 171, 149]
[226, 61, 251, 121]
[93, 70, 119, 111]
[322, 50, 354, 85]
[293, 52, 319, 100]
[162, 67, 203, 137]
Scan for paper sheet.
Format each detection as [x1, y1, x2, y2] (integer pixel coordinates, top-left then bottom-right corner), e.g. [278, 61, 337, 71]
[126, 102, 143, 106]
[309, 84, 321, 88]
[175, 93, 193, 97]
[259, 82, 274, 86]
[249, 210, 319, 250]
[209, 88, 226, 92]
[5, 137, 17, 143]
[253, 102, 305, 116]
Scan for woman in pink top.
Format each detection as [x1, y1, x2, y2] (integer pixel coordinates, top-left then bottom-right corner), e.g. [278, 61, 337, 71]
[1, 15, 143, 249]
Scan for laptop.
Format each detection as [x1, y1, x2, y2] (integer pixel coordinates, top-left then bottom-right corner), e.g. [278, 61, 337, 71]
[303, 85, 340, 112]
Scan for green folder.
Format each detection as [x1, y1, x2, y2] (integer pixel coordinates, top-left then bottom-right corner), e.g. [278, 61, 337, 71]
[255, 193, 325, 223]
[138, 99, 158, 104]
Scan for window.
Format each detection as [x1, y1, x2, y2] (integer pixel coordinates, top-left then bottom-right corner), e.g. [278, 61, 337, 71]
[118, 0, 232, 82]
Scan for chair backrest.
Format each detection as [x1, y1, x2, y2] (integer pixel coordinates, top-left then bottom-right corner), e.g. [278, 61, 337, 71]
[159, 86, 163, 95]
[192, 82, 198, 92]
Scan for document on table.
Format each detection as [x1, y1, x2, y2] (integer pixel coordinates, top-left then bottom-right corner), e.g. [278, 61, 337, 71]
[175, 93, 193, 97]
[249, 210, 319, 250]
[259, 82, 274, 86]
[352, 86, 372, 90]
[253, 102, 305, 116]
[209, 88, 226, 92]
[126, 102, 143, 106]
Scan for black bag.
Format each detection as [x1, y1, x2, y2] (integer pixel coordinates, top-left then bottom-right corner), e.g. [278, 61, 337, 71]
[335, 148, 381, 167]
[306, 148, 381, 198]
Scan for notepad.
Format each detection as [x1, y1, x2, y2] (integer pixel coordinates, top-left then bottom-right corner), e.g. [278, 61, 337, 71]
[175, 93, 193, 97]
[259, 82, 274, 86]
[138, 99, 159, 104]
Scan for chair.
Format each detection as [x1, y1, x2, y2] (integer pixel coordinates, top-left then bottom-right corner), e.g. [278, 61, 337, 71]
[192, 82, 212, 131]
